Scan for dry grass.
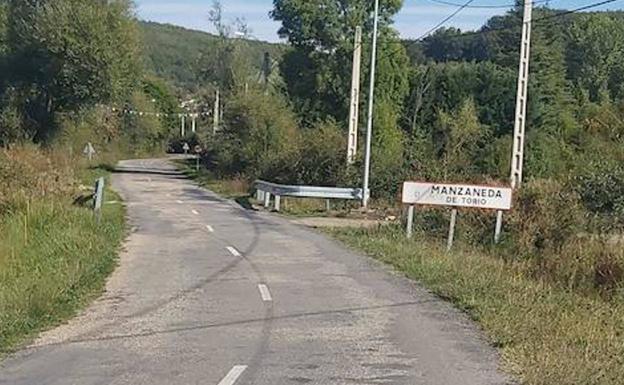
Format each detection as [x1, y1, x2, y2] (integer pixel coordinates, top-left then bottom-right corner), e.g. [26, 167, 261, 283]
[330, 225, 624, 385]
[0, 145, 125, 355]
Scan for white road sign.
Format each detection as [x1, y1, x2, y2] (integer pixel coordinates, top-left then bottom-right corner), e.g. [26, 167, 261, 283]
[83, 142, 96, 160]
[402, 182, 512, 210]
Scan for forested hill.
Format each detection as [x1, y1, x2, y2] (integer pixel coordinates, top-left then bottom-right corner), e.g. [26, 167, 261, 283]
[139, 21, 285, 90]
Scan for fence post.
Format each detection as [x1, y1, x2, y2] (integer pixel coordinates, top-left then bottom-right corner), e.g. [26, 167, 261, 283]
[275, 195, 281, 212]
[406, 205, 415, 238]
[256, 189, 263, 202]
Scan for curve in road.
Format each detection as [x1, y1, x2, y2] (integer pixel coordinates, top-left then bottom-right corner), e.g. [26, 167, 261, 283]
[0, 158, 511, 385]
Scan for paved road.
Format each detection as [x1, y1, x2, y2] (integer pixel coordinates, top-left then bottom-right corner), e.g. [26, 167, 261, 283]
[0, 158, 510, 385]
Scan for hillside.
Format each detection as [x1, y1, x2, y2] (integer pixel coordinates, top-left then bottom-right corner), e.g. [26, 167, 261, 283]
[139, 21, 285, 90]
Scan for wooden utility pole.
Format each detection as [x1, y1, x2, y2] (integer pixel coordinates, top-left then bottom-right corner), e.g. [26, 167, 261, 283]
[213, 89, 220, 134]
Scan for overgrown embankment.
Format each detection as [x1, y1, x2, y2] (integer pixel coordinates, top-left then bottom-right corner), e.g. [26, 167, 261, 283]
[330, 223, 624, 385]
[0, 146, 125, 355]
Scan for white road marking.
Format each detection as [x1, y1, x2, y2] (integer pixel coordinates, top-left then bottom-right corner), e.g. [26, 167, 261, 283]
[226, 246, 241, 257]
[176, 200, 183, 204]
[192, 209, 199, 215]
[257, 284, 273, 302]
[205, 225, 214, 233]
[217, 365, 247, 385]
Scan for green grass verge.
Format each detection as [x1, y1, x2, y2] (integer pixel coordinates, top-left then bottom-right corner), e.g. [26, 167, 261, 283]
[329, 225, 624, 385]
[0, 171, 125, 356]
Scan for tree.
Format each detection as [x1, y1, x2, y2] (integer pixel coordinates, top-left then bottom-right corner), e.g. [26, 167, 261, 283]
[567, 13, 624, 102]
[271, 0, 409, 124]
[200, 1, 255, 93]
[5, 0, 141, 141]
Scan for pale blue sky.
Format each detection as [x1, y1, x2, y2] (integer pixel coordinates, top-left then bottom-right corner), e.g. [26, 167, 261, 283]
[136, 0, 624, 42]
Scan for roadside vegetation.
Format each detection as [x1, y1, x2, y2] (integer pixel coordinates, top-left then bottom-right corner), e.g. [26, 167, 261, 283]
[176, 2, 624, 384]
[0, 147, 125, 355]
[331, 225, 624, 385]
[0, 1, 177, 354]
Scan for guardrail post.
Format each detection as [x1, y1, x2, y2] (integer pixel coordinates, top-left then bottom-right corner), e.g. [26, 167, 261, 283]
[264, 191, 271, 208]
[406, 205, 415, 238]
[275, 195, 281, 212]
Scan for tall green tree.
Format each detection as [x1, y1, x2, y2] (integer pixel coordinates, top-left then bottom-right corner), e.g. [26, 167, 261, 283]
[5, 0, 141, 141]
[271, 0, 409, 124]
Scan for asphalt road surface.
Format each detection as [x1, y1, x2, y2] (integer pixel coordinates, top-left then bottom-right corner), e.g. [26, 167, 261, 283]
[0, 158, 511, 385]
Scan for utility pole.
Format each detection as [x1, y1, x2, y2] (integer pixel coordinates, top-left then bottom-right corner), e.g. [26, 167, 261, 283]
[362, 0, 380, 208]
[495, 0, 533, 243]
[347, 26, 363, 165]
[213, 89, 220, 134]
[262, 52, 271, 95]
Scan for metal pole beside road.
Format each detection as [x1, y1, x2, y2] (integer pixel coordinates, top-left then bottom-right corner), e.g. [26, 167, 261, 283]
[362, 0, 380, 208]
[406, 205, 415, 239]
[447, 209, 457, 252]
[94, 177, 104, 223]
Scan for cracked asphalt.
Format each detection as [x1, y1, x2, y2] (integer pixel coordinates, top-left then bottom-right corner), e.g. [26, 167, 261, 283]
[0, 158, 511, 385]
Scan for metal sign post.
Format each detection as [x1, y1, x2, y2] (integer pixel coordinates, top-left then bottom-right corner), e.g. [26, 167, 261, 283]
[447, 209, 458, 252]
[406, 205, 415, 239]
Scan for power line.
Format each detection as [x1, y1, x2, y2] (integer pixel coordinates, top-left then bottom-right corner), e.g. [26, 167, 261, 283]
[416, 0, 622, 41]
[416, 0, 477, 40]
[373, 0, 621, 63]
[425, 0, 552, 9]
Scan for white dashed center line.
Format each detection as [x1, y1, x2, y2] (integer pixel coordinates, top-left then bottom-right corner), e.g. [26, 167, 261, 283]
[257, 284, 273, 302]
[192, 209, 199, 215]
[205, 225, 214, 233]
[176, 200, 183, 204]
[226, 246, 241, 257]
[217, 365, 247, 385]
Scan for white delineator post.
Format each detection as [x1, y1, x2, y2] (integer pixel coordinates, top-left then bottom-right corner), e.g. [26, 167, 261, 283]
[362, 0, 380, 208]
[495, 0, 533, 243]
[347, 26, 363, 165]
[213, 89, 220, 134]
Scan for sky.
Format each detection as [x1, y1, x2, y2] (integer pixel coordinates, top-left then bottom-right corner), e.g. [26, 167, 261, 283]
[136, 0, 624, 43]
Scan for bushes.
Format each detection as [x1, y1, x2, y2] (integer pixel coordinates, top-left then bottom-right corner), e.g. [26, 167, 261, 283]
[505, 179, 585, 257]
[576, 161, 624, 230]
[0, 144, 125, 354]
[0, 145, 76, 215]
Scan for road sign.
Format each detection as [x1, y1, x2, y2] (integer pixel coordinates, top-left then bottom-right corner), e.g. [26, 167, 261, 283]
[402, 182, 512, 211]
[194, 145, 202, 154]
[182, 142, 190, 154]
[83, 142, 96, 161]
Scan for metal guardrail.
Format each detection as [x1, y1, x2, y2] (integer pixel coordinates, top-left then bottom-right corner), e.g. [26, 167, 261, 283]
[254, 180, 363, 211]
